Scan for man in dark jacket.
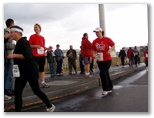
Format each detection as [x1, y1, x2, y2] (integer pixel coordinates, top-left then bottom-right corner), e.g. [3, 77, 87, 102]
[119, 47, 126, 68]
[66, 45, 77, 74]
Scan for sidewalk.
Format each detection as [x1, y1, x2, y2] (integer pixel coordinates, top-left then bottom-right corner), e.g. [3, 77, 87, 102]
[4, 63, 146, 111]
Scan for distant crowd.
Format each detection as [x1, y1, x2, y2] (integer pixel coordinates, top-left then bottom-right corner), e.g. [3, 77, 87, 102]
[118, 46, 148, 68]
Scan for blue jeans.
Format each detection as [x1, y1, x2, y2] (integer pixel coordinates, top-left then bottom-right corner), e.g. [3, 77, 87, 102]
[56, 60, 62, 74]
[49, 63, 55, 76]
[4, 58, 14, 93]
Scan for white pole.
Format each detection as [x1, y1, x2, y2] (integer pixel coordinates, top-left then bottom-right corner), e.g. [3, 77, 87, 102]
[99, 4, 106, 36]
[99, 4, 116, 56]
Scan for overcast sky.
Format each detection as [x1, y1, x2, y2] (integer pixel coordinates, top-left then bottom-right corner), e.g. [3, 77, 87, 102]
[4, 3, 148, 51]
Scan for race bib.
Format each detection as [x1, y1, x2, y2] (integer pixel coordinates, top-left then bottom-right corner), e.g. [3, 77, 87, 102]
[37, 47, 44, 54]
[146, 54, 148, 58]
[134, 52, 138, 56]
[13, 65, 20, 77]
[97, 52, 103, 61]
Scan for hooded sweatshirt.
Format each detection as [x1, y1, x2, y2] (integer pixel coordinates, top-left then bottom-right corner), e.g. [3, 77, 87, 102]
[81, 37, 93, 58]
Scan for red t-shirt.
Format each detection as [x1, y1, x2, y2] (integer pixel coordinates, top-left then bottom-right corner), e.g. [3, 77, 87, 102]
[144, 50, 148, 61]
[29, 34, 45, 57]
[92, 37, 115, 62]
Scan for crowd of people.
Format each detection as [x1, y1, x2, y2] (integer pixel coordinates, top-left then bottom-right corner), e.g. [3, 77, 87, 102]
[4, 18, 148, 112]
[118, 46, 148, 69]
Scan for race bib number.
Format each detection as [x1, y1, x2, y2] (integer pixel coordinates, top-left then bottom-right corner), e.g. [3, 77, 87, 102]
[97, 52, 103, 61]
[13, 65, 20, 77]
[146, 54, 148, 57]
[37, 47, 44, 54]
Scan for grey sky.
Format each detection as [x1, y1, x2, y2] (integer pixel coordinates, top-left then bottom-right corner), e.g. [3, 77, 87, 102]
[4, 3, 148, 51]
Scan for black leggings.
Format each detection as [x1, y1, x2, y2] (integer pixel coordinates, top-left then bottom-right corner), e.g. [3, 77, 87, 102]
[34, 56, 45, 72]
[14, 77, 52, 112]
[97, 60, 113, 91]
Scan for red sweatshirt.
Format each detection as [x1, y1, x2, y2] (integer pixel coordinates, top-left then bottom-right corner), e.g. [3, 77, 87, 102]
[127, 48, 133, 59]
[81, 37, 93, 58]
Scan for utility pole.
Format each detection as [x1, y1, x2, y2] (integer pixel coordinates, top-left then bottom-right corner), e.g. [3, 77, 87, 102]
[99, 4, 106, 36]
[99, 4, 116, 57]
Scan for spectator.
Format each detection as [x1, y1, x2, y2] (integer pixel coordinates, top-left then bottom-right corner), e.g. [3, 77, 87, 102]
[66, 45, 77, 74]
[144, 47, 148, 71]
[133, 46, 139, 67]
[79, 46, 84, 74]
[29, 23, 50, 88]
[54, 44, 64, 76]
[7, 25, 55, 112]
[119, 47, 126, 68]
[81, 33, 93, 77]
[46, 46, 55, 77]
[127, 47, 134, 67]
[4, 18, 15, 97]
[92, 27, 115, 95]
[4, 29, 12, 101]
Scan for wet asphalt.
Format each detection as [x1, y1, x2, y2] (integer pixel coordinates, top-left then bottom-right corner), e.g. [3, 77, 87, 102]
[22, 69, 148, 112]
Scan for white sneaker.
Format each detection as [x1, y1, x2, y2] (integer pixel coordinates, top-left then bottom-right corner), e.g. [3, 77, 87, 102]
[107, 90, 112, 93]
[46, 104, 56, 112]
[4, 95, 12, 101]
[85, 73, 93, 78]
[102, 90, 112, 95]
[40, 82, 50, 88]
[57, 73, 60, 76]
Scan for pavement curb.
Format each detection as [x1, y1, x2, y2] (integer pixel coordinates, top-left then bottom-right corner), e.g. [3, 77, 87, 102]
[111, 66, 145, 80]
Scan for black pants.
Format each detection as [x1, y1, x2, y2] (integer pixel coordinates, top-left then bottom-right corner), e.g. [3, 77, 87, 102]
[121, 57, 125, 66]
[90, 59, 94, 73]
[145, 60, 148, 67]
[14, 76, 52, 112]
[97, 60, 113, 91]
[134, 56, 138, 66]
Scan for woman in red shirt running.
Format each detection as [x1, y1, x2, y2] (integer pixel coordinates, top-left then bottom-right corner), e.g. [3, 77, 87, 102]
[29, 24, 50, 88]
[92, 27, 115, 95]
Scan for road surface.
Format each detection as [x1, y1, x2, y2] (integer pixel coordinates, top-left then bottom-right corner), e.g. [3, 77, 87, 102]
[22, 69, 148, 112]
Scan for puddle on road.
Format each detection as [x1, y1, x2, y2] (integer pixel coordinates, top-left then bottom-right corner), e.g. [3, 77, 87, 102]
[114, 69, 147, 90]
[113, 85, 123, 89]
[119, 70, 147, 85]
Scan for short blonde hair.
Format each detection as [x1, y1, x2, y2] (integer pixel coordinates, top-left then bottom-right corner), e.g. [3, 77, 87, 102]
[34, 23, 41, 31]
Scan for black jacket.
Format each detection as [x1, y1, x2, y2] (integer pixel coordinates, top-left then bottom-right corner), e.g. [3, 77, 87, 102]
[119, 49, 126, 58]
